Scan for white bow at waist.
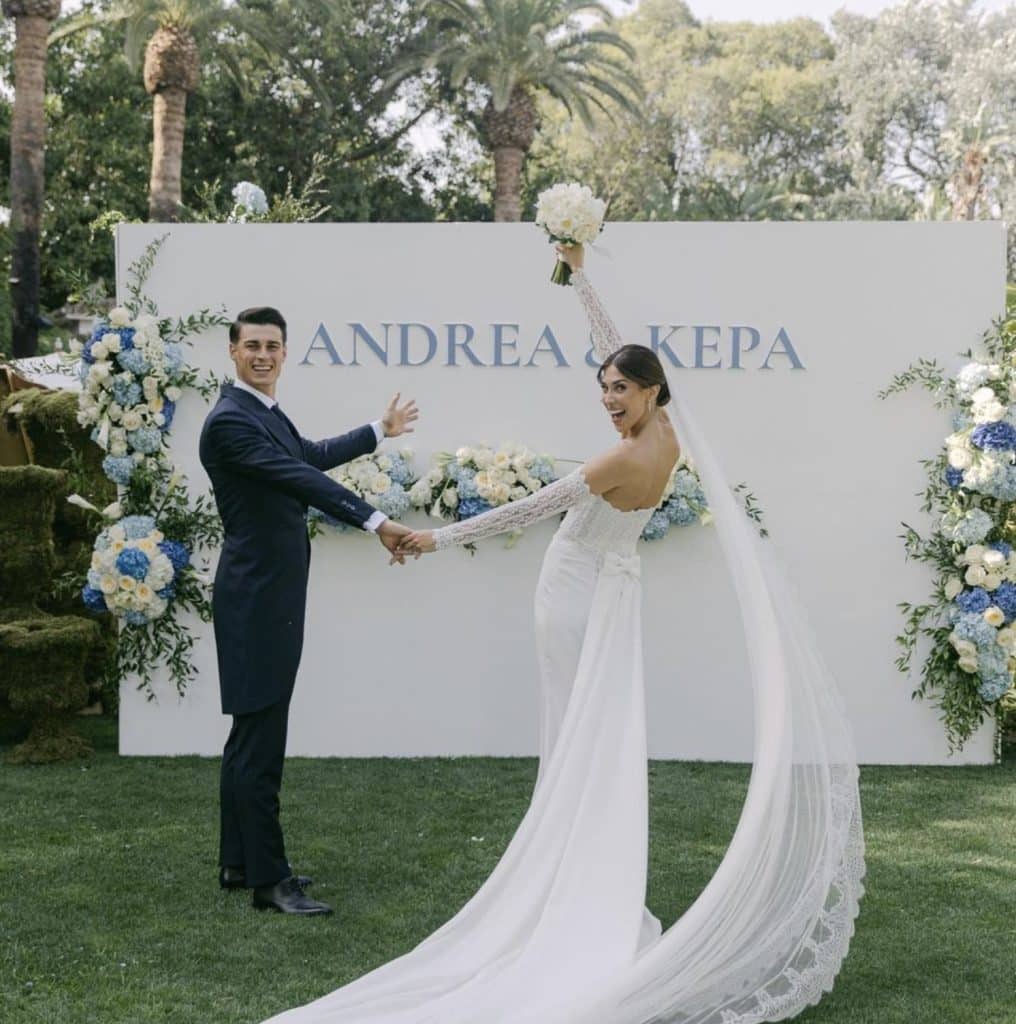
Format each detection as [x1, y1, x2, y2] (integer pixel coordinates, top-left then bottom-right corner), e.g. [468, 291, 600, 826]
[601, 551, 641, 582]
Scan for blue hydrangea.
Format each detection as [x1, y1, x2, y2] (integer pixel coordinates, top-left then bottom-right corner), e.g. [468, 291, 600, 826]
[81, 585, 108, 612]
[952, 412, 972, 431]
[457, 475, 479, 499]
[376, 486, 410, 519]
[991, 581, 1016, 622]
[978, 674, 1011, 702]
[387, 457, 412, 486]
[161, 400, 176, 431]
[940, 508, 993, 545]
[116, 347, 151, 376]
[458, 497, 493, 520]
[529, 457, 557, 484]
[641, 510, 671, 541]
[124, 610, 148, 626]
[157, 583, 177, 602]
[991, 541, 1013, 557]
[111, 378, 142, 408]
[158, 540, 190, 574]
[77, 360, 90, 384]
[116, 547, 150, 580]
[102, 454, 135, 485]
[120, 515, 156, 540]
[127, 425, 163, 454]
[952, 612, 997, 647]
[971, 421, 1016, 451]
[945, 466, 965, 488]
[163, 342, 185, 376]
[112, 327, 135, 351]
[955, 588, 991, 614]
[978, 642, 1009, 674]
[665, 496, 699, 526]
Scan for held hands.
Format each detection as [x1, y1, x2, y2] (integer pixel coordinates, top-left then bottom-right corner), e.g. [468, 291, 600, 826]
[381, 393, 419, 438]
[397, 530, 436, 558]
[377, 519, 413, 565]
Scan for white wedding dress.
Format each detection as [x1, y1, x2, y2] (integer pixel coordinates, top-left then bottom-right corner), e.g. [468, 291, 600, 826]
[264, 271, 864, 1024]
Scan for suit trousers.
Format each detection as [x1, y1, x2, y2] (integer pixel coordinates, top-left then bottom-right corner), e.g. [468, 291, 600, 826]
[219, 698, 292, 889]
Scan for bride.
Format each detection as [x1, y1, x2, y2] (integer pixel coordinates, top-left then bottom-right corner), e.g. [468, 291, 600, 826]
[263, 245, 865, 1024]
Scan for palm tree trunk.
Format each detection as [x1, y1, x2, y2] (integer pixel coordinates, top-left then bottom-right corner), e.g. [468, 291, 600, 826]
[149, 88, 188, 222]
[8, 15, 51, 358]
[492, 146, 525, 222]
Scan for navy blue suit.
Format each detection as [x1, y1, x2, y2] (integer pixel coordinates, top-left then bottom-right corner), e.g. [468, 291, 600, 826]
[199, 383, 380, 886]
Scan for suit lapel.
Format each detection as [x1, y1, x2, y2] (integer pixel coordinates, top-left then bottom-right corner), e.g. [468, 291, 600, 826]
[223, 385, 303, 459]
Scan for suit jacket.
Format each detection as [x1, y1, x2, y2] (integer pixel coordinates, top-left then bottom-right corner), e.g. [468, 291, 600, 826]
[199, 384, 379, 714]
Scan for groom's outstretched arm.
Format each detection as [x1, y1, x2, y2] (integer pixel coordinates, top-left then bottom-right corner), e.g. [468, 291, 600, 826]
[300, 424, 378, 472]
[206, 411, 377, 529]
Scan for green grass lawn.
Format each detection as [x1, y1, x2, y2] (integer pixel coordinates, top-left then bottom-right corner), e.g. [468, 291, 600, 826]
[2, 718, 1014, 1024]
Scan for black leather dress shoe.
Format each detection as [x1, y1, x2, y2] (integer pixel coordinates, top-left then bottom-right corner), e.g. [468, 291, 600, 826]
[220, 866, 313, 890]
[252, 876, 332, 916]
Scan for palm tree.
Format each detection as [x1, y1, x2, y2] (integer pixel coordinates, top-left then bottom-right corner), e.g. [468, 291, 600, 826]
[51, 0, 299, 222]
[4, 0, 62, 358]
[393, 0, 642, 222]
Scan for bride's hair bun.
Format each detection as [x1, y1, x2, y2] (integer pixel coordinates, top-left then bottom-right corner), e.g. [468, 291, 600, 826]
[597, 345, 671, 407]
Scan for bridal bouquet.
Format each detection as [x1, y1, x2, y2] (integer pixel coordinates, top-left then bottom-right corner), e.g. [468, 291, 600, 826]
[313, 449, 417, 530]
[80, 514, 191, 626]
[534, 182, 607, 286]
[411, 442, 558, 523]
[73, 308, 189, 487]
[641, 456, 712, 541]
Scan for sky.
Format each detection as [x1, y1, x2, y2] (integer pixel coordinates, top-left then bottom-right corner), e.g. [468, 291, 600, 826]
[683, 0, 1010, 21]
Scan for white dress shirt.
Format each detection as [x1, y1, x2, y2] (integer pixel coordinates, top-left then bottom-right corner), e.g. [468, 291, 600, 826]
[232, 379, 387, 533]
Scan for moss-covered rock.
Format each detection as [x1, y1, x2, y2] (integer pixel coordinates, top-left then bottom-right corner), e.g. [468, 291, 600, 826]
[0, 614, 102, 763]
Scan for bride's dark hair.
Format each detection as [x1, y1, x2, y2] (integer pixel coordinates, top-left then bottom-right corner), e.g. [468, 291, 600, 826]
[598, 344, 671, 407]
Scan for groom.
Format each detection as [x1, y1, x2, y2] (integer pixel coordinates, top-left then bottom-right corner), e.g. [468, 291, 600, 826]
[199, 306, 416, 916]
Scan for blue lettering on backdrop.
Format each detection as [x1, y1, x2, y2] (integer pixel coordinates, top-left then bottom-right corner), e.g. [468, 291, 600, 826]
[297, 322, 807, 369]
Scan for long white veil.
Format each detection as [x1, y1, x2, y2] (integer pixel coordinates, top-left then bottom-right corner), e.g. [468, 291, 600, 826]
[594, 389, 866, 1023]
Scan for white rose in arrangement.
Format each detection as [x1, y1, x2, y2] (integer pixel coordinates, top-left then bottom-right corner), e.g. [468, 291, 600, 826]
[110, 440, 128, 457]
[494, 452, 510, 468]
[154, 413, 166, 427]
[997, 627, 1016, 650]
[988, 363, 1004, 379]
[493, 483, 511, 504]
[972, 400, 1006, 423]
[971, 386, 997, 405]
[377, 455, 393, 471]
[943, 577, 964, 600]
[984, 606, 1006, 627]
[99, 575, 117, 595]
[444, 487, 459, 509]
[983, 549, 1006, 570]
[473, 448, 494, 469]
[511, 486, 528, 500]
[136, 583, 154, 603]
[455, 447, 473, 463]
[105, 334, 122, 354]
[409, 481, 431, 506]
[958, 656, 979, 673]
[148, 396, 165, 414]
[984, 572, 1002, 591]
[953, 638, 978, 658]
[120, 576, 136, 591]
[371, 473, 391, 494]
[965, 564, 988, 586]
[165, 385, 182, 402]
[108, 306, 131, 327]
[122, 409, 143, 431]
[964, 544, 987, 564]
[92, 340, 109, 361]
[948, 448, 973, 470]
[143, 375, 160, 397]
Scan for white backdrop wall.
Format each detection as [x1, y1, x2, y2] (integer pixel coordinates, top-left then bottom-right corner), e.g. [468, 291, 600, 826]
[116, 222, 1007, 764]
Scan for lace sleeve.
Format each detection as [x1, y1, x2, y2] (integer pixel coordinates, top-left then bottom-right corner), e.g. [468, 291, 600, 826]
[572, 268, 624, 360]
[433, 470, 590, 550]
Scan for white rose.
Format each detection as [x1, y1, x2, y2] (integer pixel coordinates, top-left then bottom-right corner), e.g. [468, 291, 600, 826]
[444, 487, 459, 509]
[165, 385, 182, 402]
[493, 483, 511, 504]
[371, 473, 391, 494]
[91, 340, 109, 361]
[984, 572, 1002, 591]
[494, 452, 510, 468]
[948, 448, 973, 469]
[142, 376, 160, 397]
[99, 575, 118, 595]
[964, 544, 987, 564]
[376, 455, 393, 471]
[110, 440, 128, 457]
[511, 486, 528, 500]
[132, 451, 146, 464]
[122, 409, 143, 431]
[988, 364, 1003, 380]
[90, 362, 112, 382]
[997, 627, 1016, 649]
[943, 577, 964, 600]
[104, 334, 122, 354]
[119, 576, 136, 591]
[455, 447, 473, 463]
[958, 656, 979, 673]
[148, 396, 164, 414]
[971, 386, 997, 405]
[136, 583, 154, 603]
[473, 448, 494, 469]
[108, 306, 131, 327]
[965, 564, 988, 586]
[973, 400, 1006, 423]
[984, 606, 1005, 627]
[409, 481, 431, 506]
[154, 413, 166, 427]
[983, 549, 1006, 570]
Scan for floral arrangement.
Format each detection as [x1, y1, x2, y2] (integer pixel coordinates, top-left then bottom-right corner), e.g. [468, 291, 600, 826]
[535, 182, 607, 286]
[410, 442, 559, 524]
[230, 181, 269, 221]
[74, 308, 191, 487]
[311, 449, 417, 531]
[71, 236, 227, 696]
[881, 310, 1016, 749]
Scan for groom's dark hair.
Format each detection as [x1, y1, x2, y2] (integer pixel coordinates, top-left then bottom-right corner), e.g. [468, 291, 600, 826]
[230, 306, 287, 345]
